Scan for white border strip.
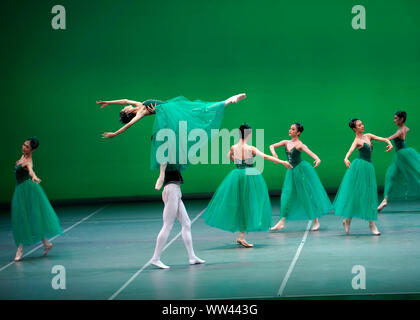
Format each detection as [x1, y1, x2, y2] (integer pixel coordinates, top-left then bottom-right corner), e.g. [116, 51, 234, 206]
[277, 220, 312, 296]
[108, 208, 205, 300]
[0, 204, 109, 273]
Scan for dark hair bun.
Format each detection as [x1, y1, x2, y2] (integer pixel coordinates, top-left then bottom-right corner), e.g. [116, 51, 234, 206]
[26, 136, 40, 150]
[395, 110, 407, 122]
[293, 122, 304, 133]
[239, 123, 252, 139]
[349, 118, 359, 130]
[120, 111, 136, 124]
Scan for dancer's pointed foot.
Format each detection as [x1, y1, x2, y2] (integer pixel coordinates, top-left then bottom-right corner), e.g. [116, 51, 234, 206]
[43, 242, 53, 256]
[14, 247, 23, 262]
[311, 220, 320, 231]
[377, 199, 388, 212]
[342, 219, 350, 235]
[270, 222, 285, 231]
[226, 93, 247, 105]
[189, 256, 205, 265]
[369, 223, 381, 236]
[155, 177, 164, 190]
[150, 259, 170, 269]
[236, 238, 253, 248]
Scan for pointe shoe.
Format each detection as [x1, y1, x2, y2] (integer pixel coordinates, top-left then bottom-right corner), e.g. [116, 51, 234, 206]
[43, 243, 53, 256]
[227, 93, 247, 104]
[377, 199, 388, 213]
[369, 224, 381, 236]
[150, 259, 170, 269]
[189, 257, 206, 265]
[342, 219, 350, 235]
[14, 247, 23, 262]
[236, 239, 253, 248]
[270, 224, 284, 231]
[311, 222, 320, 231]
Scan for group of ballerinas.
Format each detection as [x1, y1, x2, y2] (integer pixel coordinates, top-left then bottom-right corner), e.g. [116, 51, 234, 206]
[10, 93, 420, 270]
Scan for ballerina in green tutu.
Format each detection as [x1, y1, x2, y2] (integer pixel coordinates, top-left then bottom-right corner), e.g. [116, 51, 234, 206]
[269, 123, 333, 232]
[11, 137, 62, 261]
[378, 111, 420, 212]
[334, 119, 393, 236]
[97, 94, 246, 190]
[202, 123, 292, 248]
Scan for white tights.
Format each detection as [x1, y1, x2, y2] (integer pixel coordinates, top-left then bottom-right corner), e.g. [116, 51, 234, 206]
[151, 184, 202, 266]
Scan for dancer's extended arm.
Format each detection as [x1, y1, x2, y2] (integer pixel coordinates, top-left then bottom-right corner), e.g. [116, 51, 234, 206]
[366, 133, 393, 152]
[301, 144, 321, 168]
[252, 147, 293, 169]
[269, 140, 288, 159]
[102, 111, 146, 138]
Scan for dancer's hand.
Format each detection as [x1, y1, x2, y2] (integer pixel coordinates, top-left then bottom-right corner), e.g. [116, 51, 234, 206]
[344, 159, 351, 168]
[97, 101, 109, 108]
[385, 143, 393, 152]
[102, 132, 116, 139]
[155, 176, 164, 190]
[32, 176, 41, 184]
[281, 161, 293, 169]
[313, 158, 321, 168]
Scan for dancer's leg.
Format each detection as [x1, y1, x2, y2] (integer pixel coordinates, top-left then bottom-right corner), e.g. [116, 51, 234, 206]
[270, 217, 286, 231]
[236, 231, 253, 248]
[369, 221, 381, 235]
[342, 218, 351, 235]
[311, 218, 320, 231]
[225, 93, 247, 106]
[14, 244, 23, 261]
[42, 238, 53, 256]
[176, 197, 205, 265]
[151, 184, 179, 269]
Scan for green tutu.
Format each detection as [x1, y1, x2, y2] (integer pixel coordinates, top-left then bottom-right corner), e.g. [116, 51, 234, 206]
[280, 161, 333, 221]
[384, 141, 420, 200]
[203, 161, 272, 232]
[150, 96, 226, 172]
[333, 144, 378, 221]
[11, 165, 62, 246]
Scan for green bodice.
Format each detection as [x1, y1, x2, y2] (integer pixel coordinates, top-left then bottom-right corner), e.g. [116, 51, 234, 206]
[235, 156, 256, 169]
[286, 147, 302, 168]
[393, 137, 406, 151]
[14, 164, 30, 184]
[358, 143, 372, 162]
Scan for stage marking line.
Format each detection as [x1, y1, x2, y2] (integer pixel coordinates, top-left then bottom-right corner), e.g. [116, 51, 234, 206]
[277, 220, 312, 297]
[108, 208, 206, 300]
[0, 204, 110, 273]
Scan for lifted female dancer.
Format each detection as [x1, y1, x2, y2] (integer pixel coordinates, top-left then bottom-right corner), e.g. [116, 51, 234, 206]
[98, 94, 246, 190]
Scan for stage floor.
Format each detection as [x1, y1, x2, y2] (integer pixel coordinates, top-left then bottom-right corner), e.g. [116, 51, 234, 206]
[0, 196, 419, 300]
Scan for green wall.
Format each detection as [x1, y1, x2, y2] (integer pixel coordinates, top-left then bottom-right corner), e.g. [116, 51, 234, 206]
[1, 0, 419, 202]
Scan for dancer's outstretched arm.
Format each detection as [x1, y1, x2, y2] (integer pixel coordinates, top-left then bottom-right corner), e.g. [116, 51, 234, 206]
[366, 133, 393, 152]
[24, 163, 41, 183]
[344, 140, 358, 168]
[97, 99, 143, 108]
[269, 140, 288, 159]
[301, 144, 321, 168]
[102, 111, 146, 138]
[388, 130, 403, 140]
[252, 146, 293, 169]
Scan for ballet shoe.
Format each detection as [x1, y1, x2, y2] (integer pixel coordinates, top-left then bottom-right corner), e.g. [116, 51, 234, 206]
[227, 93, 247, 104]
[14, 247, 23, 262]
[270, 224, 284, 231]
[43, 243, 53, 256]
[236, 239, 253, 248]
[150, 259, 170, 269]
[342, 219, 350, 235]
[311, 221, 320, 231]
[369, 224, 381, 236]
[377, 199, 388, 213]
[189, 257, 205, 265]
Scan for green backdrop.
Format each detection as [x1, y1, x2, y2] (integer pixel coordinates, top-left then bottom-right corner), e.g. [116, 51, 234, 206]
[1, 0, 419, 203]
